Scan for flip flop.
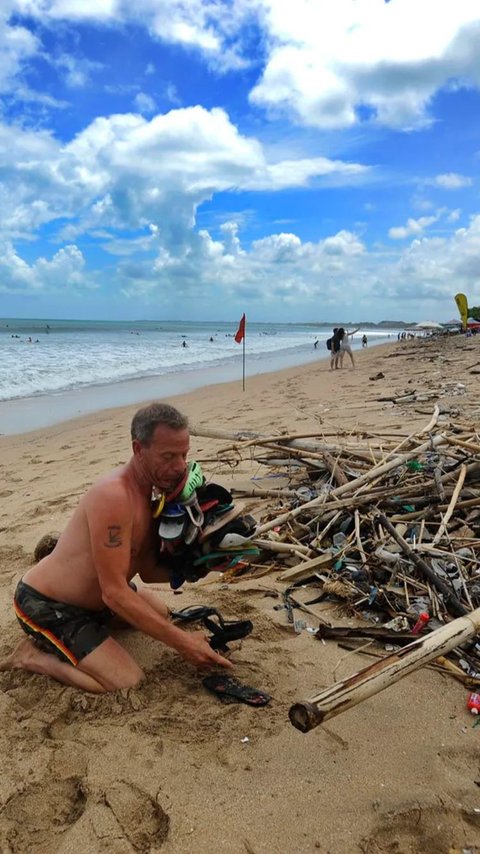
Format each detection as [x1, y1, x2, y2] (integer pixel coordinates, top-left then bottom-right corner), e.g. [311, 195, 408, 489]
[170, 605, 253, 651]
[203, 614, 253, 652]
[198, 504, 246, 543]
[202, 674, 271, 706]
[170, 605, 219, 623]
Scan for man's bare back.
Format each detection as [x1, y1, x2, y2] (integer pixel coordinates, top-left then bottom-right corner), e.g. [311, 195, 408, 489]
[3, 403, 232, 692]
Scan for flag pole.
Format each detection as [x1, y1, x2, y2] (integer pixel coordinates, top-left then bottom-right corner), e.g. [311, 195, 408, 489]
[242, 332, 246, 392]
[234, 313, 246, 391]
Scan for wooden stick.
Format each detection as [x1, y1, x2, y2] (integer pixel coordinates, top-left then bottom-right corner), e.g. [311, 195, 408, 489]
[321, 450, 349, 486]
[432, 464, 467, 545]
[253, 433, 448, 537]
[252, 539, 311, 555]
[289, 607, 480, 732]
[447, 436, 480, 454]
[231, 486, 296, 498]
[278, 552, 333, 582]
[375, 512, 467, 617]
[192, 425, 380, 461]
[337, 645, 479, 687]
[354, 509, 368, 566]
[418, 404, 440, 434]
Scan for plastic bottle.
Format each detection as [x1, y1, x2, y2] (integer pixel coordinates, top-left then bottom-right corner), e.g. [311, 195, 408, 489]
[411, 612, 430, 635]
[466, 693, 480, 715]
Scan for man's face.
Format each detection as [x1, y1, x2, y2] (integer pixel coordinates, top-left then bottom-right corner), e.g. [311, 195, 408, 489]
[135, 425, 190, 492]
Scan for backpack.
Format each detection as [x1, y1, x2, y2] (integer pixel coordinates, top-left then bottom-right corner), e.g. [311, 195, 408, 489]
[326, 337, 332, 351]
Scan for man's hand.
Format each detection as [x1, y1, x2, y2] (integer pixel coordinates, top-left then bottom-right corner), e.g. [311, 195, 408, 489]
[176, 631, 233, 671]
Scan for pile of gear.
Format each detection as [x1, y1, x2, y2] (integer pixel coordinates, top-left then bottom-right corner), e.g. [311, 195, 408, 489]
[152, 461, 258, 589]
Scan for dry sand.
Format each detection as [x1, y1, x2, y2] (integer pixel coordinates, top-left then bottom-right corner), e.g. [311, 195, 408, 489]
[1, 337, 480, 854]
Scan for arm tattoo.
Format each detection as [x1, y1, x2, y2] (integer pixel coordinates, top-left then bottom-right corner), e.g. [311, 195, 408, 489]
[104, 525, 122, 548]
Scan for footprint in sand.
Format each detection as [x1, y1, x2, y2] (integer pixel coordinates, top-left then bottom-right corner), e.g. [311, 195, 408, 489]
[0, 777, 87, 853]
[361, 797, 480, 854]
[0, 776, 169, 853]
[437, 743, 480, 786]
[103, 780, 170, 851]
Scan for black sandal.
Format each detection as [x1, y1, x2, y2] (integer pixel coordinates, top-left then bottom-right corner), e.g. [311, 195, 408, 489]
[170, 605, 253, 652]
[202, 674, 271, 706]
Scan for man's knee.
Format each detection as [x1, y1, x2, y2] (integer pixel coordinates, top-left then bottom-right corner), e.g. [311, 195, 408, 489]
[78, 637, 145, 692]
[113, 668, 145, 691]
[81, 664, 145, 693]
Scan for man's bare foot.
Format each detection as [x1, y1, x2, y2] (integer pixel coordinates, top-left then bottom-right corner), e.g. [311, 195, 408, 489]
[0, 638, 107, 691]
[0, 637, 40, 672]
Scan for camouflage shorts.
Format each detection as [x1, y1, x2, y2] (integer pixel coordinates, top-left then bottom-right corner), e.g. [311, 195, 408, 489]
[14, 580, 113, 666]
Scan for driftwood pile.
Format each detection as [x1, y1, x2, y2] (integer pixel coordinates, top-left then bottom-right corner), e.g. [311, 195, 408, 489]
[192, 412, 480, 709]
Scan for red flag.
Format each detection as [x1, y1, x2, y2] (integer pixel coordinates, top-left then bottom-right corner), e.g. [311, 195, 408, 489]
[234, 313, 246, 344]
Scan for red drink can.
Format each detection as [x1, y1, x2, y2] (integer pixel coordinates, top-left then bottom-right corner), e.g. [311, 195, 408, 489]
[467, 693, 480, 715]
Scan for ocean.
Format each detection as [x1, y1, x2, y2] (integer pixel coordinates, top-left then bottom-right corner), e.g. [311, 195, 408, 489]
[0, 318, 396, 435]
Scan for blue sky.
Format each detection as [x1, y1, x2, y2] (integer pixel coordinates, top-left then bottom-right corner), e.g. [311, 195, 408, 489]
[2, 1, 480, 323]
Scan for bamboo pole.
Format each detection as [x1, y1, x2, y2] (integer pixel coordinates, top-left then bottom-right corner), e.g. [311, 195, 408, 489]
[289, 607, 480, 732]
[191, 426, 390, 462]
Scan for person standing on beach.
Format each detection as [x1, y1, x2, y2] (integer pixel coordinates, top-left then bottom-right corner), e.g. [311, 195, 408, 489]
[329, 328, 342, 370]
[1, 403, 232, 693]
[338, 327, 360, 368]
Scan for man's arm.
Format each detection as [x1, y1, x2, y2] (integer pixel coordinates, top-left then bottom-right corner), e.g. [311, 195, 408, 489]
[135, 517, 176, 583]
[137, 560, 172, 583]
[85, 483, 231, 670]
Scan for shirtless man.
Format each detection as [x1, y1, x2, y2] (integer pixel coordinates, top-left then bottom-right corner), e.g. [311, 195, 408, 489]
[2, 402, 231, 693]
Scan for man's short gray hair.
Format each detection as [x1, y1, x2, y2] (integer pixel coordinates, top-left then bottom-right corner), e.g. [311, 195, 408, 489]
[131, 402, 189, 446]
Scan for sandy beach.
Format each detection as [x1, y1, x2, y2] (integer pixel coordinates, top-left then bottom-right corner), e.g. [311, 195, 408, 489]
[1, 336, 480, 854]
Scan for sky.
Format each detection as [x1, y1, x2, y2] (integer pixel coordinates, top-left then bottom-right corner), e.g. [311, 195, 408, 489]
[1, 1, 480, 324]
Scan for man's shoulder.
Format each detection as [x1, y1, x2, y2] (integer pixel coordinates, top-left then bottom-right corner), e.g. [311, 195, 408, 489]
[85, 470, 134, 508]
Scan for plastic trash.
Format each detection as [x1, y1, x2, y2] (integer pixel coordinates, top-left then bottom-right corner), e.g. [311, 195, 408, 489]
[466, 693, 480, 715]
[406, 460, 424, 472]
[411, 612, 430, 635]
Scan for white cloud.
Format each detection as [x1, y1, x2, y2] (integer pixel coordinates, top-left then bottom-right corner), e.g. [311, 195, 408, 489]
[433, 172, 473, 189]
[250, 0, 480, 130]
[52, 52, 103, 88]
[3, 191, 480, 321]
[375, 214, 480, 304]
[14, 0, 117, 21]
[448, 208, 461, 222]
[165, 82, 181, 105]
[246, 157, 369, 190]
[0, 106, 368, 244]
[7, 0, 480, 132]
[0, 242, 87, 292]
[323, 231, 364, 257]
[0, 5, 39, 94]
[134, 92, 157, 114]
[115, 212, 480, 317]
[9, 0, 255, 71]
[389, 215, 438, 240]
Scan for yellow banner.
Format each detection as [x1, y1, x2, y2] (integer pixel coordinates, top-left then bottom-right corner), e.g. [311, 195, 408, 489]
[454, 293, 468, 328]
